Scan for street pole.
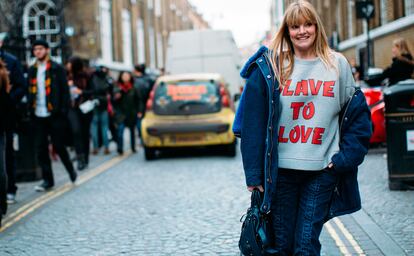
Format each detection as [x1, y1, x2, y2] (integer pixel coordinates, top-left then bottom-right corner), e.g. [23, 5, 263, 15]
[366, 17, 370, 68]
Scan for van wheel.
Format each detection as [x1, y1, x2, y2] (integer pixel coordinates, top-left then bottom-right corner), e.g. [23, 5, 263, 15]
[144, 147, 156, 160]
[225, 142, 236, 157]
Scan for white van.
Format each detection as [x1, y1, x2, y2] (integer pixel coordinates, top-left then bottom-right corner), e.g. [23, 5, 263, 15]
[165, 29, 243, 97]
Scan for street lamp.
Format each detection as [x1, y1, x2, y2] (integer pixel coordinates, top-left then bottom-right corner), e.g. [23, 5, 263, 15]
[356, 0, 375, 77]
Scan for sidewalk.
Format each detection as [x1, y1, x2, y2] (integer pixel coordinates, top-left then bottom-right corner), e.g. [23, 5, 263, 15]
[349, 147, 413, 255]
[6, 140, 124, 216]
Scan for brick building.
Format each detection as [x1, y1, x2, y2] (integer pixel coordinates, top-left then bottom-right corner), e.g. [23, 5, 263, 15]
[270, 0, 414, 73]
[0, 0, 209, 70]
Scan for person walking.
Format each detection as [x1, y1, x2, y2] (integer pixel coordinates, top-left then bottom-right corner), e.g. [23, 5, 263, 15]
[0, 60, 10, 226]
[114, 71, 140, 154]
[66, 56, 92, 170]
[89, 66, 112, 155]
[132, 64, 150, 141]
[0, 34, 26, 204]
[234, 1, 372, 254]
[367, 37, 413, 86]
[27, 39, 77, 192]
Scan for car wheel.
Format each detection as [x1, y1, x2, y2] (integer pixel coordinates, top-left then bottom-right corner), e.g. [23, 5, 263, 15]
[144, 147, 156, 160]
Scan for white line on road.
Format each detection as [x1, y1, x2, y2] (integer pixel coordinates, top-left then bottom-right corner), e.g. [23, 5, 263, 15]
[333, 218, 365, 255]
[325, 221, 352, 255]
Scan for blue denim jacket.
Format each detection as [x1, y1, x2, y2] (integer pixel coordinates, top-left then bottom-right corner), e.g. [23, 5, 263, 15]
[234, 46, 372, 219]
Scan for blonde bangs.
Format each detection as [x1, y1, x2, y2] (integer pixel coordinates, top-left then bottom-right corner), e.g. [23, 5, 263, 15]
[285, 6, 317, 27]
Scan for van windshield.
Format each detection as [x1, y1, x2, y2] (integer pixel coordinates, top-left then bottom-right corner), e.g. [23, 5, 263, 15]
[153, 80, 221, 115]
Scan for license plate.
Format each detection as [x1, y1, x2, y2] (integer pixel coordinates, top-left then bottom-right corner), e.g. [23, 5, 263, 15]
[169, 134, 204, 143]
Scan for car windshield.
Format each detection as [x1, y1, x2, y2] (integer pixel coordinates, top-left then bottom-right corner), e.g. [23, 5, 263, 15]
[153, 80, 221, 115]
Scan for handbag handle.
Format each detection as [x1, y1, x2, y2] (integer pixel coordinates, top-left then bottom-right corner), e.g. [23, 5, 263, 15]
[250, 189, 263, 209]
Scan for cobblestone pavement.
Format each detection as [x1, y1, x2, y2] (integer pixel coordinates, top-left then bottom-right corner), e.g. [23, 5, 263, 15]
[0, 145, 411, 255]
[353, 148, 414, 255]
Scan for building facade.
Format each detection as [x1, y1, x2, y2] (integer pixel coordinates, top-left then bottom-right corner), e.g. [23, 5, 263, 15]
[270, 0, 414, 74]
[0, 0, 209, 70]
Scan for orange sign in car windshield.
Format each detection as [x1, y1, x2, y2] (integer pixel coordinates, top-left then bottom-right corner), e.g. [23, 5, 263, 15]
[166, 84, 207, 101]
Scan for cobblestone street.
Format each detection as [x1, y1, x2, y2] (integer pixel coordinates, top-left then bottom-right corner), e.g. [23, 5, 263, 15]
[0, 145, 412, 255]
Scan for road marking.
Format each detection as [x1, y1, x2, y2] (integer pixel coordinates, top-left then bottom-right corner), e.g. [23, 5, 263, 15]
[333, 218, 365, 255]
[325, 221, 352, 255]
[0, 152, 131, 233]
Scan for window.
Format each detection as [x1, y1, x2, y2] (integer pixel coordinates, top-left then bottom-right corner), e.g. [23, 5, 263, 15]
[405, 0, 414, 15]
[23, 0, 61, 63]
[122, 9, 133, 66]
[99, 0, 113, 62]
[136, 19, 146, 64]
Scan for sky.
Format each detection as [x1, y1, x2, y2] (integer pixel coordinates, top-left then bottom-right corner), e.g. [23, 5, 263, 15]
[188, 0, 272, 48]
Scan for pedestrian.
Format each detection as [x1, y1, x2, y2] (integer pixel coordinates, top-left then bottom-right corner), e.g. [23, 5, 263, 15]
[235, 1, 372, 254]
[66, 56, 92, 170]
[367, 37, 413, 86]
[89, 66, 112, 155]
[349, 58, 363, 86]
[114, 71, 139, 154]
[0, 33, 26, 204]
[28, 39, 77, 191]
[132, 64, 150, 140]
[0, 60, 10, 226]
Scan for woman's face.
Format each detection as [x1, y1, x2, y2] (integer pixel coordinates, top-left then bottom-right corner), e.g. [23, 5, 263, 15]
[121, 72, 131, 83]
[391, 44, 400, 57]
[288, 19, 316, 54]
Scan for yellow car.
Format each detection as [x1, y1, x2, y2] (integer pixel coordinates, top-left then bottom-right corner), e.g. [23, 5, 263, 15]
[141, 73, 236, 160]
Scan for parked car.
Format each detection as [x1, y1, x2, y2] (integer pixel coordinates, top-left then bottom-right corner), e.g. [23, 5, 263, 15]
[361, 86, 386, 145]
[141, 73, 237, 160]
[360, 67, 386, 145]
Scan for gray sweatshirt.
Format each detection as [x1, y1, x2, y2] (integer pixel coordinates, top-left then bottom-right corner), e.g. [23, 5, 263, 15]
[277, 53, 355, 171]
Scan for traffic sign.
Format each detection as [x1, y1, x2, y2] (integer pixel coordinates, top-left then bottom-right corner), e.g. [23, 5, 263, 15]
[356, 1, 375, 19]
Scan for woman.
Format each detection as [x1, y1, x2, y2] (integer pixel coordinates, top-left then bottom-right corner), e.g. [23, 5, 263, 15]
[66, 56, 92, 170]
[114, 71, 139, 154]
[0, 60, 10, 225]
[370, 37, 413, 86]
[235, 1, 372, 254]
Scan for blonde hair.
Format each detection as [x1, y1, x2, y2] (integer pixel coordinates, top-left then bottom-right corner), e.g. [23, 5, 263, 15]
[0, 60, 9, 92]
[393, 37, 412, 56]
[269, 0, 336, 86]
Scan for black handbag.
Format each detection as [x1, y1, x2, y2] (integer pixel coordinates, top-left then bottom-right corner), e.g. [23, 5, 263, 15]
[239, 190, 277, 256]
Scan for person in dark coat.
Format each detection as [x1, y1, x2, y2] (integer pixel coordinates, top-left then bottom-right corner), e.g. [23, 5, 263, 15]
[89, 66, 113, 155]
[0, 35, 26, 204]
[0, 60, 10, 226]
[234, 1, 372, 254]
[368, 37, 413, 86]
[132, 64, 150, 140]
[27, 39, 77, 192]
[114, 71, 140, 154]
[66, 56, 92, 170]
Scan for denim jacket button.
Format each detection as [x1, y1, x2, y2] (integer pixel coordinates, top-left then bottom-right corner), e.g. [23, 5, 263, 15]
[268, 126, 272, 130]
[258, 59, 263, 62]
[267, 75, 271, 79]
[266, 178, 270, 182]
[267, 153, 270, 156]
[344, 117, 348, 121]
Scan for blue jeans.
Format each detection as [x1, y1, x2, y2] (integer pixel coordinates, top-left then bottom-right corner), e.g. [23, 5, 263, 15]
[117, 123, 136, 152]
[271, 168, 337, 256]
[91, 111, 109, 149]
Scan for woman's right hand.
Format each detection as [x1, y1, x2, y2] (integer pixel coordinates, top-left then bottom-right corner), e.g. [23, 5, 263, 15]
[247, 185, 264, 192]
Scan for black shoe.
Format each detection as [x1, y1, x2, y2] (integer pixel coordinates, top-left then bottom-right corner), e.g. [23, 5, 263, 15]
[132, 148, 137, 153]
[117, 149, 123, 155]
[77, 160, 87, 171]
[69, 170, 78, 183]
[34, 182, 54, 192]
